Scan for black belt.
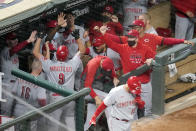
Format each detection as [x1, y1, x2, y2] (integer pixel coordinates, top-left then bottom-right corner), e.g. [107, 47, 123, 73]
[113, 117, 129, 122]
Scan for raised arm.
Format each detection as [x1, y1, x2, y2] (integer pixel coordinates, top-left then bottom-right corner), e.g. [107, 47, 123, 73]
[71, 29, 86, 54]
[10, 31, 37, 56]
[33, 38, 43, 60]
[100, 25, 124, 53]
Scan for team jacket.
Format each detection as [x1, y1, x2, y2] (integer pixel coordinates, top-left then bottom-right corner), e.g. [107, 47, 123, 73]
[109, 33, 184, 54]
[171, 0, 196, 18]
[81, 56, 117, 98]
[103, 33, 155, 84]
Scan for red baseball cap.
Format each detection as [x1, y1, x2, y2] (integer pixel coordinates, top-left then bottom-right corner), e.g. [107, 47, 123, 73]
[103, 5, 114, 14]
[129, 20, 145, 28]
[126, 29, 139, 38]
[92, 37, 105, 47]
[101, 57, 115, 71]
[6, 32, 17, 40]
[42, 43, 56, 52]
[46, 20, 58, 28]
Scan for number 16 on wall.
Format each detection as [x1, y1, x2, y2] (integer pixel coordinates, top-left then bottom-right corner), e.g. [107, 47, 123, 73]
[0, 72, 7, 102]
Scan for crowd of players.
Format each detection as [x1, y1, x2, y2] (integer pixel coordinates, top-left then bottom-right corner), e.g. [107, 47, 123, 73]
[0, 0, 196, 131]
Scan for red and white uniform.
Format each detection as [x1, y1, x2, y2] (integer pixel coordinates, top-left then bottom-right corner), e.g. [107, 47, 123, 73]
[81, 56, 117, 130]
[103, 33, 155, 116]
[12, 77, 46, 131]
[40, 53, 81, 131]
[104, 85, 137, 131]
[118, 0, 148, 34]
[0, 40, 30, 116]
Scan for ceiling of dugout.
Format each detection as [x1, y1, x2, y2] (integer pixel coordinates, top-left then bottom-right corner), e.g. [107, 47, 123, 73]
[0, 0, 109, 36]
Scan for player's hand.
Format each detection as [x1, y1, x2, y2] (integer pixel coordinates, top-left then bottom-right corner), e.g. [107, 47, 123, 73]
[94, 96, 102, 107]
[58, 12, 67, 27]
[93, 26, 100, 31]
[71, 29, 80, 40]
[89, 115, 96, 126]
[111, 15, 119, 23]
[100, 25, 108, 35]
[186, 11, 194, 18]
[184, 40, 194, 46]
[37, 24, 46, 39]
[113, 77, 119, 87]
[27, 30, 37, 43]
[145, 58, 153, 66]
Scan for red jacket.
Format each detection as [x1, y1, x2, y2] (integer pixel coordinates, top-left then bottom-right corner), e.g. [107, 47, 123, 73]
[83, 56, 117, 98]
[103, 33, 155, 84]
[172, 0, 196, 17]
[109, 33, 184, 54]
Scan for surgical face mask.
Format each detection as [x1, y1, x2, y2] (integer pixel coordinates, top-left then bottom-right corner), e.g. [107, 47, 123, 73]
[128, 40, 136, 46]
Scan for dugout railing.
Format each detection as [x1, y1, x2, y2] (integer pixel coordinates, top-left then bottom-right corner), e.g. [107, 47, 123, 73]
[0, 69, 90, 131]
[0, 39, 196, 130]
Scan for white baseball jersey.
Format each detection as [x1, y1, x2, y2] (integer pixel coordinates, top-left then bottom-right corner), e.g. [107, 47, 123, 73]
[12, 77, 46, 108]
[88, 47, 121, 70]
[145, 27, 158, 35]
[119, 0, 148, 28]
[53, 25, 86, 59]
[104, 85, 137, 120]
[0, 47, 19, 81]
[40, 53, 81, 91]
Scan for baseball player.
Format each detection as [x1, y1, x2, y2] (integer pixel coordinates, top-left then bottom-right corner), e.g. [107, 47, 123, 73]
[109, 19, 194, 53]
[89, 76, 145, 131]
[171, 0, 196, 40]
[100, 26, 155, 116]
[129, 19, 194, 52]
[0, 31, 37, 115]
[11, 58, 46, 131]
[81, 56, 119, 130]
[33, 27, 85, 131]
[85, 36, 122, 72]
[118, 0, 148, 34]
[138, 13, 158, 35]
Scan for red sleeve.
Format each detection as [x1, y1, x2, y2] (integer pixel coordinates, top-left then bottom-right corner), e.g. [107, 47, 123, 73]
[84, 64, 99, 98]
[163, 38, 184, 45]
[85, 48, 90, 55]
[107, 33, 127, 44]
[91, 102, 107, 122]
[9, 40, 29, 56]
[145, 45, 156, 59]
[110, 22, 123, 34]
[103, 33, 124, 53]
[171, 0, 194, 15]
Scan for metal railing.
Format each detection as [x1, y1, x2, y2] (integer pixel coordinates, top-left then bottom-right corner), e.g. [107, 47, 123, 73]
[0, 69, 90, 131]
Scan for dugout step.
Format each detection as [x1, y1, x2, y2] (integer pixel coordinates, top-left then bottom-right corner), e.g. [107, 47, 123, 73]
[165, 82, 196, 100]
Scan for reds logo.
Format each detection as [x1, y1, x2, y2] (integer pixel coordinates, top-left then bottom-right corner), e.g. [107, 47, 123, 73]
[0, 0, 23, 9]
[144, 39, 149, 43]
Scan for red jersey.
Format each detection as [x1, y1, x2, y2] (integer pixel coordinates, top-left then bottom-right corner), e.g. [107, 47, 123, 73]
[103, 33, 155, 83]
[139, 34, 184, 53]
[171, 0, 196, 18]
[82, 56, 116, 98]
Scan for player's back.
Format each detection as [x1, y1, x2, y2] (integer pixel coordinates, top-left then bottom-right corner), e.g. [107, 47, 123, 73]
[13, 78, 46, 108]
[42, 54, 81, 91]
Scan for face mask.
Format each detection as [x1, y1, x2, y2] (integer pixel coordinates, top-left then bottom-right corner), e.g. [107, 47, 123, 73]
[128, 40, 136, 46]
